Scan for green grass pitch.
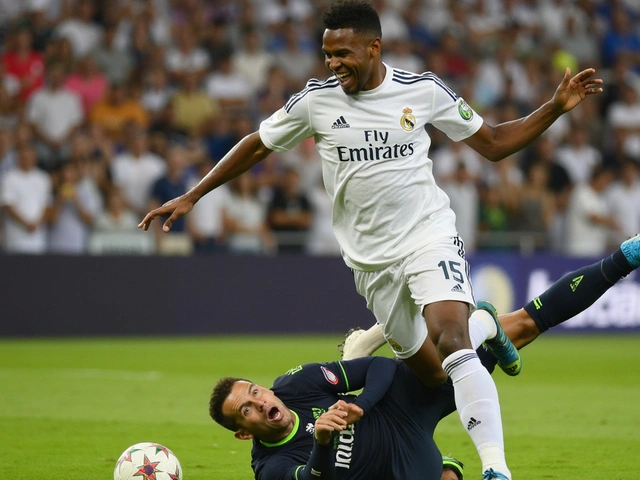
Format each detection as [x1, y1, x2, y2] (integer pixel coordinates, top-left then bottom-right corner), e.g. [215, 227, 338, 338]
[1, 335, 639, 479]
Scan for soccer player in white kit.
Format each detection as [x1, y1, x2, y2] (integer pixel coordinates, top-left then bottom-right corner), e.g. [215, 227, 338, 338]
[139, 1, 603, 478]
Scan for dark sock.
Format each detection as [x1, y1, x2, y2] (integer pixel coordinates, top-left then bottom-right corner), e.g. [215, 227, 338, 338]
[602, 248, 633, 282]
[523, 249, 632, 333]
[476, 345, 497, 374]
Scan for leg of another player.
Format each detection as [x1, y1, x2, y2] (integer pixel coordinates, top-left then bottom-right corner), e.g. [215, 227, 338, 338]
[343, 235, 640, 359]
[416, 300, 511, 479]
[499, 237, 639, 349]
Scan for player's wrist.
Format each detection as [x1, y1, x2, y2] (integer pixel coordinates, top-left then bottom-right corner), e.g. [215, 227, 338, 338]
[313, 433, 332, 446]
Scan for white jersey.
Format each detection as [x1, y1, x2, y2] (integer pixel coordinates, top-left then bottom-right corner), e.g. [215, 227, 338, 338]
[259, 65, 483, 271]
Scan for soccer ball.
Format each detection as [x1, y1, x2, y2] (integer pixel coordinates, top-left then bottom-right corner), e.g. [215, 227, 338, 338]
[114, 442, 183, 480]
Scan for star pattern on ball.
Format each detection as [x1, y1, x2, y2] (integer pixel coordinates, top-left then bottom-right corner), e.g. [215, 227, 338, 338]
[133, 454, 161, 480]
[167, 466, 181, 480]
[150, 443, 170, 458]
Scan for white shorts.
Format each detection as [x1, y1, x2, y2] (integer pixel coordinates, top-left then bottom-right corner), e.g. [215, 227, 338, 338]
[353, 236, 475, 359]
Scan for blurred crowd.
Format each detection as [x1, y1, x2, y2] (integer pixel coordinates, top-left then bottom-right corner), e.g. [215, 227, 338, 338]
[0, 0, 639, 257]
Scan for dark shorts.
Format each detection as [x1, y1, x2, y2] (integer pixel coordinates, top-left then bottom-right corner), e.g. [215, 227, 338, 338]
[370, 362, 457, 480]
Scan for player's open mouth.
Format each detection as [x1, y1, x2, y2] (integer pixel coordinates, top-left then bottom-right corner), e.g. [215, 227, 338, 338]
[267, 406, 282, 422]
[335, 71, 352, 87]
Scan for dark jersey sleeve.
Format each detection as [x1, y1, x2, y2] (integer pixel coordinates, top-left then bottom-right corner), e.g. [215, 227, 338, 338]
[273, 357, 398, 414]
[256, 441, 336, 480]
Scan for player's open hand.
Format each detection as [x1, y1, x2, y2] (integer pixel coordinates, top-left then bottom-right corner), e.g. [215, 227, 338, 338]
[138, 194, 195, 232]
[552, 67, 603, 113]
[314, 408, 348, 445]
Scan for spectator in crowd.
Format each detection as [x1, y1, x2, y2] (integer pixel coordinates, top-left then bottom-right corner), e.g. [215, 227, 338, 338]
[148, 146, 190, 253]
[306, 175, 340, 256]
[256, 65, 294, 123]
[170, 70, 220, 137]
[48, 160, 101, 254]
[92, 22, 133, 85]
[0, 0, 638, 257]
[432, 140, 483, 184]
[27, 61, 84, 170]
[267, 167, 312, 254]
[2, 27, 44, 101]
[186, 158, 231, 255]
[21, 0, 55, 53]
[440, 162, 480, 254]
[55, 0, 102, 59]
[555, 124, 603, 185]
[64, 55, 109, 116]
[205, 52, 252, 113]
[141, 68, 173, 130]
[89, 82, 149, 143]
[606, 159, 640, 245]
[202, 113, 236, 163]
[93, 186, 140, 234]
[165, 26, 210, 85]
[513, 161, 556, 251]
[606, 82, 640, 162]
[271, 21, 317, 87]
[0, 145, 51, 254]
[0, 127, 17, 180]
[559, 12, 600, 68]
[0, 77, 19, 130]
[600, 4, 640, 70]
[225, 172, 276, 255]
[110, 127, 165, 216]
[232, 28, 274, 96]
[0, 61, 20, 101]
[478, 184, 511, 250]
[565, 165, 620, 257]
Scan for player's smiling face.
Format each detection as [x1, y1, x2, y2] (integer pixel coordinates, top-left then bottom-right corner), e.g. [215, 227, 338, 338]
[223, 381, 295, 443]
[322, 28, 382, 95]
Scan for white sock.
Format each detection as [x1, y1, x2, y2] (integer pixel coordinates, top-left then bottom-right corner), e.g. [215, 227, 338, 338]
[468, 309, 498, 350]
[443, 349, 511, 479]
[341, 324, 386, 360]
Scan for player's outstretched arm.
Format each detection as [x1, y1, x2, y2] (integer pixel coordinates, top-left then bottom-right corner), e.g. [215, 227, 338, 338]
[138, 132, 273, 232]
[464, 68, 603, 162]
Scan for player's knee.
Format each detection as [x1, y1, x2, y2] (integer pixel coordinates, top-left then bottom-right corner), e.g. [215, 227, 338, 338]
[433, 331, 471, 359]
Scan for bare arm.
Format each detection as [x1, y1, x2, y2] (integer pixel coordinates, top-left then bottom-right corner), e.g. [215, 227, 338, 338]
[138, 132, 273, 232]
[464, 68, 603, 162]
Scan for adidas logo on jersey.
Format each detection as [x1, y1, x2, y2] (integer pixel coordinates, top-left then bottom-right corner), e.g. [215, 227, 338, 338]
[331, 116, 350, 129]
[451, 284, 465, 294]
[467, 417, 481, 431]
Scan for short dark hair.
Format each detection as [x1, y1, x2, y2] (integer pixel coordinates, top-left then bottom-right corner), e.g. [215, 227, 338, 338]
[209, 377, 249, 431]
[322, 0, 382, 39]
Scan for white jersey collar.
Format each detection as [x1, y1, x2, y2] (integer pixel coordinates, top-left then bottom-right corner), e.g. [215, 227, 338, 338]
[355, 62, 393, 97]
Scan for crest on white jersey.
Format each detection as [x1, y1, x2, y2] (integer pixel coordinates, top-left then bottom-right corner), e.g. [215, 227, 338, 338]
[400, 107, 416, 131]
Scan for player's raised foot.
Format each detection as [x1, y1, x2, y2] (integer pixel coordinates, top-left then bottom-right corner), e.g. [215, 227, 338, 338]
[621, 233, 640, 268]
[478, 300, 522, 376]
[337, 327, 365, 359]
[482, 468, 510, 479]
[442, 456, 464, 480]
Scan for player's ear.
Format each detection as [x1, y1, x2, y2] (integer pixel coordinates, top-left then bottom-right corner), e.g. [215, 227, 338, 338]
[234, 429, 254, 441]
[369, 38, 381, 57]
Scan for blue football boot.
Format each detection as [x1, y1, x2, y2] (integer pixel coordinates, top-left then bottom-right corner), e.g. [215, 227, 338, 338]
[621, 233, 640, 268]
[482, 468, 510, 479]
[477, 300, 522, 376]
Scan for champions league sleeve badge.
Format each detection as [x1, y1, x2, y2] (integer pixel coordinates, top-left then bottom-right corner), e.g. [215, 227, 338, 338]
[321, 366, 339, 385]
[457, 98, 474, 121]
